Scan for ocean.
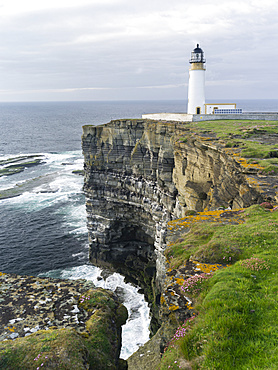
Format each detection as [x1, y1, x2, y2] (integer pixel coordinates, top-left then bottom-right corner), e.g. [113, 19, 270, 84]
[0, 99, 277, 358]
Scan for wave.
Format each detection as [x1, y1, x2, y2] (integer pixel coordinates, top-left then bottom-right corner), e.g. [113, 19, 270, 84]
[42, 264, 151, 359]
[0, 151, 85, 223]
[1, 149, 151, 358]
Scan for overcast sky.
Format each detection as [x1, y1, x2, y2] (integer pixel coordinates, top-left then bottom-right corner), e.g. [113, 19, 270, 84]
[0, 0, 277, 102]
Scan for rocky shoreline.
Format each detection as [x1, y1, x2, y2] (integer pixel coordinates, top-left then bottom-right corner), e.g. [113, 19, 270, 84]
[0, 272, 128, 369]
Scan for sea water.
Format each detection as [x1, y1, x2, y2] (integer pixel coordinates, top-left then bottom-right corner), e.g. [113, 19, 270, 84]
[0, 99, 277, 358]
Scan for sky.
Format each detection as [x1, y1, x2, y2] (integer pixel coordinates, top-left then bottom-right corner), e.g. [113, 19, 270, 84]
[0, 0, 277, 102]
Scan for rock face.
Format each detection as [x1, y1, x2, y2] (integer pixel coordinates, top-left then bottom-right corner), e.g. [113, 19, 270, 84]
[82, 119, 276, 313]
[0, 272, 128, 369]
[173, 139, 265, 214]
[0, 272, 95, 341]
[82, 120, 180, 306]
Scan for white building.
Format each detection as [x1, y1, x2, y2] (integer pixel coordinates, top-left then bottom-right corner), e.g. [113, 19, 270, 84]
[205, 103, 241, 114]
[187, 44, 241, 115]
[142, 44, 271, 121]
[187, 44, 206, 115]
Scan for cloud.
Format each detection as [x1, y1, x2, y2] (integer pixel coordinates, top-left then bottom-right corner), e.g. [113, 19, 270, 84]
[0, 0, 277, 101]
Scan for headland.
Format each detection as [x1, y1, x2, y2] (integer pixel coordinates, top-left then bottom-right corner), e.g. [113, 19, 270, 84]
[82, 117, 278, 369]
[1, 116, 278, 369]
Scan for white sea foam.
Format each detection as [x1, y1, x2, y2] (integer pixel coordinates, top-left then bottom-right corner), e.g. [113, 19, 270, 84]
[43, 151, 83, 171]
[2, 149, 151, 358]
[98, 273, 151, 358]
[46, 264, 150, 360]
[1, 151, 85, 216]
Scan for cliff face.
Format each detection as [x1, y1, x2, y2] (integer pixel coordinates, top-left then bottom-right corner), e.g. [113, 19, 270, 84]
[173, 139, 264, 214]
[82, 119, 274, 300]
[82, 120, 180, 298]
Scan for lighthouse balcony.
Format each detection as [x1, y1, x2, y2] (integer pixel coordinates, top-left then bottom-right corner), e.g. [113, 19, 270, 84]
[189, 57, 206, 63]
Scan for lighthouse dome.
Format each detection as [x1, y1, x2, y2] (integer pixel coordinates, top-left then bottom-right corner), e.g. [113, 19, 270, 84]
[190, 44, 206, 63]
[193, 44, 203, 53]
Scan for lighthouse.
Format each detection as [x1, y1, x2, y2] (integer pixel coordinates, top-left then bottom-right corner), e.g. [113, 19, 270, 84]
[142, 43, 248, 121]
[187, 44, 206, 115]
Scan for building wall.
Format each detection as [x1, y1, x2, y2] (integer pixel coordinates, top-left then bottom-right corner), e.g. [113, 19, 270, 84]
[205, 103, 236, 114]
[187, 68, 205, 114]
[142, 113, 278, 122]
[142, 113, 193, 121]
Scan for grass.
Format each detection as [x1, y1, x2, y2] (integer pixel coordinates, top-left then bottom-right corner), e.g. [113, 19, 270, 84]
[177, 120, 278, 174]
[0, 328, 88, 369]
[159, 204, 278, 369]
[0, 288, 127, 370]
[187, 120, 278, 140]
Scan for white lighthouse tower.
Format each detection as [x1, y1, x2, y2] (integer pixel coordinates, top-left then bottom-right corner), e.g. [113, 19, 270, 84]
[187, 44, 206, 115]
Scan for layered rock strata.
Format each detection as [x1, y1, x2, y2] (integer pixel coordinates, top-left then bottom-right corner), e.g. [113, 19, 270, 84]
[82, 118, 277, 368]
[82, 119, 275, 299]
[82, 120, 181, 309]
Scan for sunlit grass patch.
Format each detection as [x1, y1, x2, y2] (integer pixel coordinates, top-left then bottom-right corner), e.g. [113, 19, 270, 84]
[160, 204, 278, 369]
[177, 120, 278, 174]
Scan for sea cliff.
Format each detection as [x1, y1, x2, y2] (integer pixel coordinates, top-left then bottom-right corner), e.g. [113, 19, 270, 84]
[1, 118, 276, 369]
[82, 118, 278, 368]
[82, 118, 276, 289]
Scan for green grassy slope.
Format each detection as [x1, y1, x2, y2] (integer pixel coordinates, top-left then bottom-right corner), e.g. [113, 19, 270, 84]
[159, 119, 278, 369]
[159, 204, 278, 369]
[179, 120, 278, 175]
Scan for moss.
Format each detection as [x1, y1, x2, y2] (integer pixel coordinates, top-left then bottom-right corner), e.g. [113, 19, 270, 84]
[258, 164, 278, 175]
[116, 304, 129, 327]
[0, 156, 44, 177]
[0, 288, 127, 370]
[0, 155, 43, 166]
[184, 210, 198, 216]
[177, 120, 278, 173]
[0, 328, 88, 369]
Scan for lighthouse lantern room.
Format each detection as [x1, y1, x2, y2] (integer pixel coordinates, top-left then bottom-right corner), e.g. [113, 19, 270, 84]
[187, 44, 206, 115]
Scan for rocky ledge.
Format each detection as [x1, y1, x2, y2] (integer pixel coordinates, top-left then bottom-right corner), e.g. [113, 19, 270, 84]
[0, 272, 128, 369]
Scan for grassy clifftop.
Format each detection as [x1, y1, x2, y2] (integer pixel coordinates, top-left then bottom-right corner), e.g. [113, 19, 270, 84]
[157, 119, 278, 369]
[179, 119, 278, 175]
[159, 204, 278, 369]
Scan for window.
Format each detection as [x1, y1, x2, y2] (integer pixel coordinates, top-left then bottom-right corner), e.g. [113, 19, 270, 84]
[214, 109, 242, 114]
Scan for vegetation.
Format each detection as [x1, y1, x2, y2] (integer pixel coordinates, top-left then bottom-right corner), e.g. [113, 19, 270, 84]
[0, 155, 44, 177]
[179, 120, 278, 174]
[159, 204, 278, 369]
[0, 328, 88, 369]
[0, 288, 128, 370]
